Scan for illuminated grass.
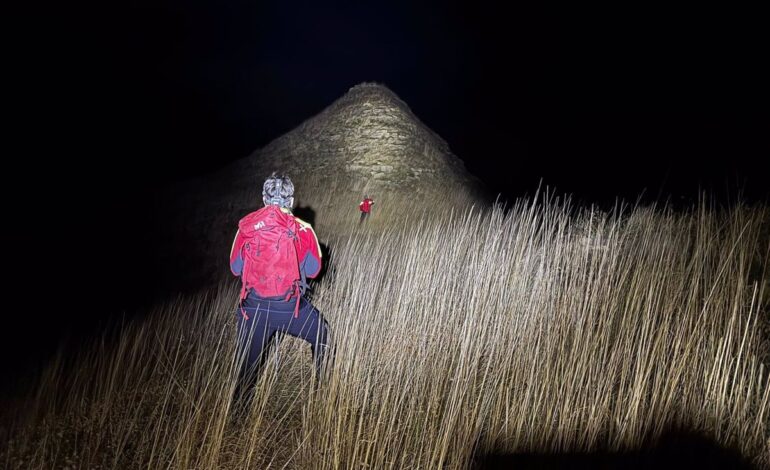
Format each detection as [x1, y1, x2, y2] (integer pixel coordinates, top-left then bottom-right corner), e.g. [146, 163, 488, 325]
[2, 195, 768, 469]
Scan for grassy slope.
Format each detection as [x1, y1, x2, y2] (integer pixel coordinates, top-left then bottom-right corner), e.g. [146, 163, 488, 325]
[2, 186, 769, 469]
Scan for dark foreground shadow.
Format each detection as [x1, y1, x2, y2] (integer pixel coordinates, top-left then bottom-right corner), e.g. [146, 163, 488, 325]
[473, 429, 757, 470]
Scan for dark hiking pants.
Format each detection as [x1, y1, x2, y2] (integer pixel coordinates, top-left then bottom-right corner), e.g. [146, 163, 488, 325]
[235, 295, 329, 389]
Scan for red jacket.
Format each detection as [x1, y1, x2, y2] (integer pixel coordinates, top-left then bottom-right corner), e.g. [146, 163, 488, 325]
[229, 207, 322, 281]
[359, 198, 374, 213]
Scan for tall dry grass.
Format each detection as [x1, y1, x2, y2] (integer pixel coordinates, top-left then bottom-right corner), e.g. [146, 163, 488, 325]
[2, 194, 769, 469]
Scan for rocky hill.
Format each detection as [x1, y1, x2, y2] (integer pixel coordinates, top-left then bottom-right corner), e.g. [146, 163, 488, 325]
[241, 82, 478, 193]
[157, 82, 486, 295]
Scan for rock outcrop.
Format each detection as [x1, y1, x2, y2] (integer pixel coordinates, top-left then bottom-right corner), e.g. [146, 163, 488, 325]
[241, 82, 479, 195]
[158, 82, 486, 294]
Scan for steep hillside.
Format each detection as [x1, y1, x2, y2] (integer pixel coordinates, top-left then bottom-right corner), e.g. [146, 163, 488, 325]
[157, 83, 486, 294]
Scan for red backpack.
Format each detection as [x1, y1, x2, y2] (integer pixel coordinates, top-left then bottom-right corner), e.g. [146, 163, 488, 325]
[237, 205, 303, 310]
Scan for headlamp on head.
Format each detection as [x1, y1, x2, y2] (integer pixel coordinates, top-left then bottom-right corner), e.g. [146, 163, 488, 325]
[262, 172, 295, 208]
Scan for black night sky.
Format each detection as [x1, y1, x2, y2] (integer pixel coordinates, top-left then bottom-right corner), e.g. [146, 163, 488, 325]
[3, 2, 768, 387]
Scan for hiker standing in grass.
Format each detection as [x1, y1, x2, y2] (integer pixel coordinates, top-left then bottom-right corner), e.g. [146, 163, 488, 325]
[229, 173, 329, 390]
[359, 195, 374, 223]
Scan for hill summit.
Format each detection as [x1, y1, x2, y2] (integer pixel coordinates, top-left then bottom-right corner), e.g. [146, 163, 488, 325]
[160, 83, 485, 293]
[243, 82, 479, 194]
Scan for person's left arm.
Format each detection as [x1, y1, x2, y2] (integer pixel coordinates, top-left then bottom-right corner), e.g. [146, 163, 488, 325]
[296, 218, 322, 279]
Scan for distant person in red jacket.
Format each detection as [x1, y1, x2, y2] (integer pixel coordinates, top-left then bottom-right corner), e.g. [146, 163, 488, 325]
[230, 173, 329, 395]
[359, 195, 374, 223]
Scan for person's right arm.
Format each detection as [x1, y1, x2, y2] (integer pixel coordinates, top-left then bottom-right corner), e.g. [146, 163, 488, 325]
[229, 229, 245, 276]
